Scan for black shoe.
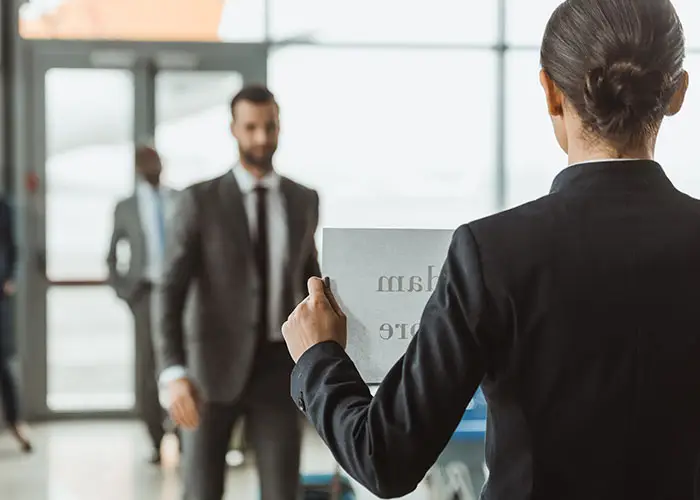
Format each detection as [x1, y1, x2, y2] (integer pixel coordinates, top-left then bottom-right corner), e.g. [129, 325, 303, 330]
[9, 425, 33, 454]
[20, 440, 33, 454]
[149, 449, 162, 465]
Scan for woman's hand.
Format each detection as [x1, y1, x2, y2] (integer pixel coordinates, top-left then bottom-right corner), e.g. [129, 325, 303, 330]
[282, 277, 347, 362]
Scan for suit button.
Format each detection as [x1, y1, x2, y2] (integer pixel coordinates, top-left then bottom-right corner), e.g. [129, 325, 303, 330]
[297, 394, 306, 412]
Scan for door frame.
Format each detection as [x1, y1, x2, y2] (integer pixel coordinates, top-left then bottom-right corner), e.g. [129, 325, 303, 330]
[17, 41, 267, 420]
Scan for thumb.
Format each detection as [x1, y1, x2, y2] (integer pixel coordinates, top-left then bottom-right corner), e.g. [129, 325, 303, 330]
[308, 277, 344, 317]
[322, 278, 343, 317]
[307, 277, 329, 303]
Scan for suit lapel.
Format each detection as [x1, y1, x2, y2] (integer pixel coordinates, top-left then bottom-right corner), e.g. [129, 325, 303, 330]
[219, 170, 253, 257]
[280, 177, 305, 268]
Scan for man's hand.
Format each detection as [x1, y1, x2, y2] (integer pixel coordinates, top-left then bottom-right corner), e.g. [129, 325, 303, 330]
[168, 378, 200, 429]
[3, 280, 15, 296]
[282, 277, 347, 362]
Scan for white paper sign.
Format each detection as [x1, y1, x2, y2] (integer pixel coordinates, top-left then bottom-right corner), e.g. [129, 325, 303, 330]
[322, 228, 454, 383]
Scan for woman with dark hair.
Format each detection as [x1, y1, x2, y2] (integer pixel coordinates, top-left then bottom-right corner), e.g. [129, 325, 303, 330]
[280, 1, 700, 499]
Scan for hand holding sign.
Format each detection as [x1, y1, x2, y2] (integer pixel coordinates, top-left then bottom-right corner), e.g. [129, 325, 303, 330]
[322, 228, 454, 382]
[282, 277, 348, 362]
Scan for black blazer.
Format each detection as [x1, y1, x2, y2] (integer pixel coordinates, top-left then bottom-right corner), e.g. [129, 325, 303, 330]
[291, 160, 700, 500]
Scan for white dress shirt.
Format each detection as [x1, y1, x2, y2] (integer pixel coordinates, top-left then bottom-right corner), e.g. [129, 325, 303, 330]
[136, 180, 174, 284]
[570, 158, 643, 166]
[233, 163, 289, 342]
[158, 165, 289, 395]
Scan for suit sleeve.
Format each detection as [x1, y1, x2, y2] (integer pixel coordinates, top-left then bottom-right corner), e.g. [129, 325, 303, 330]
[290, 224, 493, 498]
[106, 203, 124, 296]
[155, 188, 200, 375]
[302, 190, 322, 281]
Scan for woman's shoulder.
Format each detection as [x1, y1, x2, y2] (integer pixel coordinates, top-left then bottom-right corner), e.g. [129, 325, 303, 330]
[454, 194, 566, 283]
[467, 194, 560, 240]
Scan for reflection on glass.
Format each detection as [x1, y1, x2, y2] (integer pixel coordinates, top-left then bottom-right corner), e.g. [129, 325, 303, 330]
[47, 287, 134, 411]
[19, 0, 264, 42]
[45, 68, 134, 281]
[269, 46, 498, 247]
[657, 55, 700, 198]
[505, 51, 567, 209]
[155, 71, 243, 190]
[269, 0, 497, 44]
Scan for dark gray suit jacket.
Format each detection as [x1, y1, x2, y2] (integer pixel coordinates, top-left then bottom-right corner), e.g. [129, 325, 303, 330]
[107, 189, 179, 303]
[156, 171, 321, 403]
[107, 195, 148, 303]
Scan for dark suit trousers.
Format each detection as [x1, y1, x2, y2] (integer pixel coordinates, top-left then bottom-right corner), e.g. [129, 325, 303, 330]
[0, 361, 18, 425]
[0, 298, 19, 425]
[181, 342, 302, 500]
[129, 284, 166, 450]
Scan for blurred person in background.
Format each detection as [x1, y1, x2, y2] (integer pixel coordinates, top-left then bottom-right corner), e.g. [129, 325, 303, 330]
[0, 197, 31, 453]
[155, 85, 321, 500]
[280, 1, 700, 499]
[107, 145, 180, 464]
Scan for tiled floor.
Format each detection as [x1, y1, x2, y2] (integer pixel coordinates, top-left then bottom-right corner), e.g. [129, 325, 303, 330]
[0, 421, 430, 500]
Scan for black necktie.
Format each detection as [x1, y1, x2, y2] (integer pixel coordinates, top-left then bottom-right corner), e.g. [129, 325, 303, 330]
[253, 185, 269, 344]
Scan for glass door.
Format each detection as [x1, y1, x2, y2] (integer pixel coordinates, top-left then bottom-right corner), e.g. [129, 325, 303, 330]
[42, 65, 140, 414]
[23, 46, 267, 419]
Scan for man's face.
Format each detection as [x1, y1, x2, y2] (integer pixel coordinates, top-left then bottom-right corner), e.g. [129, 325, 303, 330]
[231, 100, 280, 173]
[136, 149, 162, 185]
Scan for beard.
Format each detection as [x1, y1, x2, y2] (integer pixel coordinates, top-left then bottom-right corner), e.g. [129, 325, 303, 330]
[240, 147, 275, 172]
[142, 172, 160, 186]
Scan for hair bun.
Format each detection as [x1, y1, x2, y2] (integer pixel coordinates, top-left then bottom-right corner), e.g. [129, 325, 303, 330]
[583, 61, 668, 138]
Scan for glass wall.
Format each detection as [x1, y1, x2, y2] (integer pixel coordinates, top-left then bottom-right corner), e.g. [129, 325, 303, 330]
[266, 3, 499, 237]
[657, 54, 700, 199]
[506, 0, 700, 47]
[269, 47, 497, 234]
[268, 0, 497, 44]
[155, 71, 243, 189]
[265, 1, 700, 220]
[18, 1, 700, 218]
[504, 50, 566, 207]
[45, 68, 135, 281]
[44, 68, 135, 411]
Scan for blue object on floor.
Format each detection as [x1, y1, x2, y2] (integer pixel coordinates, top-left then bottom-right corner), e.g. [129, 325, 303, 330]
[452, 387, 488, 442]
[258, 473, 356, 500]
[426, 387, 488, 498]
